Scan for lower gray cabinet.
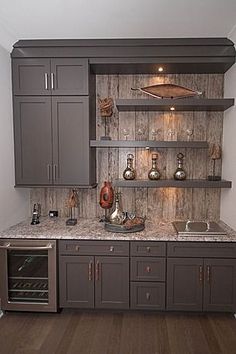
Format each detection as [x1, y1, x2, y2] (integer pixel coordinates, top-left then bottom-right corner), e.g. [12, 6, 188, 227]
[167, 257, 236, 312]
[131, 282, 165, 310]
[59, 255, 129, 309]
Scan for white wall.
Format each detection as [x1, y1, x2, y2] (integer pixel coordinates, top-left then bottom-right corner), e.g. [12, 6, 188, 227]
[0, 44, 29, 231]
[221, 27, 236, 229]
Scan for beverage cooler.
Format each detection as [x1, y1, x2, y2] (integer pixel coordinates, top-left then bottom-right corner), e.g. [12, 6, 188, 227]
[0, 239, 57, 312]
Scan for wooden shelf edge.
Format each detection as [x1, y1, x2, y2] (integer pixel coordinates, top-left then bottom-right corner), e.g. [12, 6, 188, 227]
[14, 183, 98, 189]
[116, 98, 234, 112]
[90, 140, 208, 148]
[113, 179, 232, 188]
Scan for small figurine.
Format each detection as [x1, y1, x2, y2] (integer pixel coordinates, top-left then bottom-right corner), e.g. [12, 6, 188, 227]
[66, 189, 79, 226]
[208, 143, 222, 181]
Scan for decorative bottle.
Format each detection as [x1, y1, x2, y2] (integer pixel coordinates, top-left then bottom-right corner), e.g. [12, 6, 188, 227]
[174, 152, 187, 180]
[123, 154, 136, 180]
[109, 192, 126, 225]
[148, 153, 161, 180]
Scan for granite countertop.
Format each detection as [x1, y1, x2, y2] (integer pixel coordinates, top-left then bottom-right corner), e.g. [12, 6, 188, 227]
[0, 217, 236, 242]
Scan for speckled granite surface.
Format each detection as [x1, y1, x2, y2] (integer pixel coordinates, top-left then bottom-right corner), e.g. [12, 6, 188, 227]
[0, 217, 236, 242]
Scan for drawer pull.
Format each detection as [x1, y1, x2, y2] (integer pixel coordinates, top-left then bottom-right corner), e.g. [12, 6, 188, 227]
[109, 246, 114, 252]
[199, 266, 203, 283]
[88, 261, 93, 281]
[146, 292, 150, 300]
[75, 246, 80, 251]
[146, 247, 151, 253]
[146, 266, 151, 273]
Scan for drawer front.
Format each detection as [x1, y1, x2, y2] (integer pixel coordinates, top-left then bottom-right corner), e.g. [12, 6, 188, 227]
[131, 282, 165, 310]
[59, 240, 129, 256]
[131, 257, 166, 281]
[131, 241, 166, 257]
[167, 242, 236, 258]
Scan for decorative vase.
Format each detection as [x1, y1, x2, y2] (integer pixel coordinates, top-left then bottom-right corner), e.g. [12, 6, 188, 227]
[109, 192, 126, 225]
[148, 153, 161, 180]
[99, 181, 114, 209]
[174, 153, 187, 180]
[123, 154, 136, 180]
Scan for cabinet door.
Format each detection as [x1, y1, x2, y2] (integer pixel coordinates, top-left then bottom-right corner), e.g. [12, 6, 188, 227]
[59, 256, 94, 308]
[12, 59, 50, 95]
[95, 257, 129, 309]
[51, 59, 88, 95]
[52, 96, 93, 185]
[203, 259, 236, 312]
[14, 96, 53, 185]
[167, 258, 203, 311]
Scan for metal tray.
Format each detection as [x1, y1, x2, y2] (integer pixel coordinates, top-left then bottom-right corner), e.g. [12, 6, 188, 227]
[104, 222, 145, 233]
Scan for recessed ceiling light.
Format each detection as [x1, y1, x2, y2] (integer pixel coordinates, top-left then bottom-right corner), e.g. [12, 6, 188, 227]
[158, 67, 164, 72]
[170, 106, 175, 111]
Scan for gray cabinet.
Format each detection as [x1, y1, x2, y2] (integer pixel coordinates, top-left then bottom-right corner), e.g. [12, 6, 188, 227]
[130, 241, 166, 310]
[14, 96, 95, 186]
[167, 243, 236, 312]
[12, 58, 89, 96]
[59, 241, 129, 309]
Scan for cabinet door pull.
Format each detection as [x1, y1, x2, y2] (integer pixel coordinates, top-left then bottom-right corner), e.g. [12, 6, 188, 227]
[47, 164, 51, 181]
[44, 73, 49, 90]
[146, 247, 151, 253]
[199, 265, 203, 283]
[51, 73, 54, 90]
[88, 261, 93, 281]
[146, 266, 151, 273]
[53, 164, 57, 181]
[146, 292, 150, 300]
[207, 265, 211, 283]
[95, 261, 99, 281]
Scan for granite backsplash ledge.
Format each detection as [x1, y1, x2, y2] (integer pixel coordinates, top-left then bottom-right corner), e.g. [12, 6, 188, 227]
[0, 217, 236, 242]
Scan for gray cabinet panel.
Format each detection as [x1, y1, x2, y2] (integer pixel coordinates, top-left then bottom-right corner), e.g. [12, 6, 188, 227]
[14, 96, 52, 185]
[131, 257, 165, 282]
[12, 59, 50, 95]
[167, 258, 203, 311]
[59, 240, 129, 256]
[51, 59, 88, 95]
[131, 241, 166, 256]
[52, 96, 90, 185]
[59, 256, 94, 308]
[131, 282, 165, 310]
[203, 259, 236, 312]
[95, 257, 129, 309]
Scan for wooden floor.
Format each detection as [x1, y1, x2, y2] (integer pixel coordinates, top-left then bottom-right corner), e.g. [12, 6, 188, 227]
[0, 310, 236, 354]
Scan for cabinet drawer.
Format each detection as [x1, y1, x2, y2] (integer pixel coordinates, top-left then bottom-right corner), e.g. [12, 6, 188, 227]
[131, 282, 165, 310]
[59, 240, 129, 256]
[131, 257, 165, 281]
[131, 241, 166, 257]
[167, 242, 236, 258]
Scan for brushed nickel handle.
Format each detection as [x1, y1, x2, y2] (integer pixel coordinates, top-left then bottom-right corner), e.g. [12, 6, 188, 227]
[0, 243, 53, 250]
[88, 261, 93, 281]
[47, 164, 51, 181]
[44, 73, 49, 90]
[199, 266, 203, 283]
[96, 261, 99, 281]
[109, 246, 114, 252]
[146, 292, 150, 300]
[207, 265, 211, 283]
[53, 164, 57, 181]
[146, 247, 151, 253]
[51, 73, 54, 90]
[146, 266, 151, 273]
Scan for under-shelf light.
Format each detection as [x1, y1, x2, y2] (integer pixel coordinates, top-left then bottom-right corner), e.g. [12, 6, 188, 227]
[170, 106, 175, 111]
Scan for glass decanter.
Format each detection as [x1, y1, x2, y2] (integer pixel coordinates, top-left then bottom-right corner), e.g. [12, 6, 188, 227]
[123, 154, 136, 180]
[174, 152, 187, 180]
[148, 153, 161, 180]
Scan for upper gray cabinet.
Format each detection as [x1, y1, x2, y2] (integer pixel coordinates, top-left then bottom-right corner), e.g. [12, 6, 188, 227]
[12, 58, 89, 96]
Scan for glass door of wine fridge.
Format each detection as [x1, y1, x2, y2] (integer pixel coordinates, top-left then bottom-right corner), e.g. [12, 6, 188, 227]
[0, 239, 57, 312]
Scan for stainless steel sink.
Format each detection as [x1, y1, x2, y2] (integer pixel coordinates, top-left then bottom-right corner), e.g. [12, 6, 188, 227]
[172, 220, 227, 236]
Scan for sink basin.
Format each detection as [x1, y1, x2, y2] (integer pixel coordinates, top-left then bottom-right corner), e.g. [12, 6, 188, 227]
[172, 221, 227, 236]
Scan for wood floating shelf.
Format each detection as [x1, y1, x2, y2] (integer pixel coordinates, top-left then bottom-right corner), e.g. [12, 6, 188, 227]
[116, 98, 234, 112]
[90, 140, 208, 149]
[113, 179, 232, 188]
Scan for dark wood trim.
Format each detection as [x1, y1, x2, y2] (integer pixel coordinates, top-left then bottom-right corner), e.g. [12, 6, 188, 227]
[116, 98, 234, 112]
[113, 179, 232, 188]
[90, 140, 208, 148]
[14, 183, 98, 188]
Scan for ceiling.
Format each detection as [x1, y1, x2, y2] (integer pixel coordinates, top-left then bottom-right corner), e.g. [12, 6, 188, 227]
[0, 0, 236, 51]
